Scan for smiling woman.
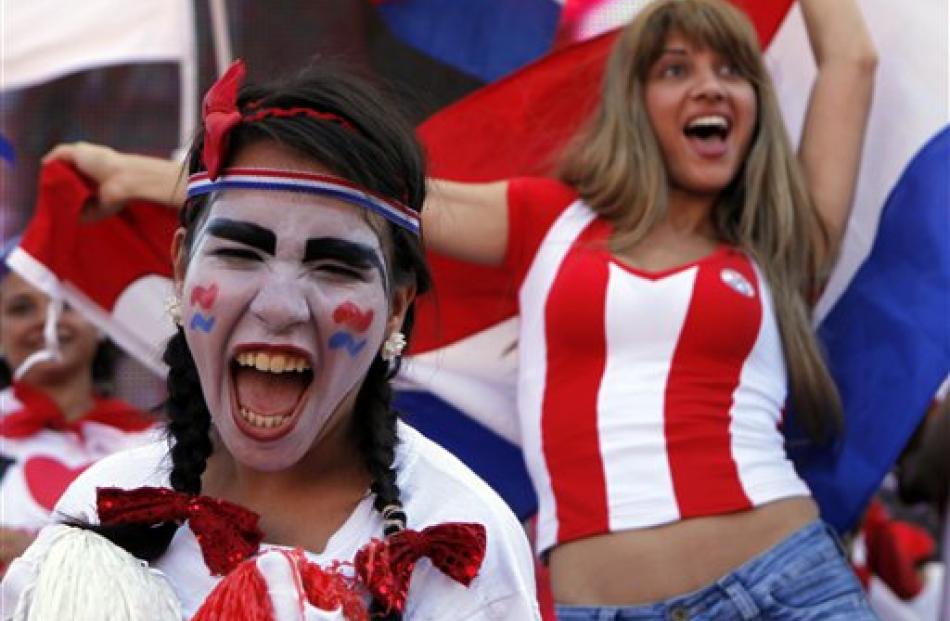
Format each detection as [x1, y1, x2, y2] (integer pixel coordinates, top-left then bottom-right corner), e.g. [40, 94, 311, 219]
[0, 63, 539, 620]
[420, 0, 878, 619]
[0, 240, 157, 574]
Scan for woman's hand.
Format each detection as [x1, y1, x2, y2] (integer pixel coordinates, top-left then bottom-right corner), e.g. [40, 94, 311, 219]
[43, 142, 186, 221]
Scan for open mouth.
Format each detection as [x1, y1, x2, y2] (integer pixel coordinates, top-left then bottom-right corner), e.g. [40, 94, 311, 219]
[230, 345, 315, 441]
[683, 114, 731, 156]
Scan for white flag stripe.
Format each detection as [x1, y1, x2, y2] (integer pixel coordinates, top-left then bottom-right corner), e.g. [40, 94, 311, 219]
[2, 0, 190, 91]
[766, 0, 950, 321]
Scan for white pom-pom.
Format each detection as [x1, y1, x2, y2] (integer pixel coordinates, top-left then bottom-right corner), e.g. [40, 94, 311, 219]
[11, 525, 180, 621]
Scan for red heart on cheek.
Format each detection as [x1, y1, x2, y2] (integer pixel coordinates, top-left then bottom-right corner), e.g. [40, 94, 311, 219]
[332, 302, 374, 333]
[23, 456, 90, 512]
[191, 283, 219, 310]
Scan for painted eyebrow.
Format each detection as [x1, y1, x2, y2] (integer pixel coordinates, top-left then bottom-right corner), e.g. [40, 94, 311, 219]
[305, 238, 386, 278]
[206, 218, 277, 255]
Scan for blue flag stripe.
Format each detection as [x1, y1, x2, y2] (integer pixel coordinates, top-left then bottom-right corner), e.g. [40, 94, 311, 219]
[793, 126, 950, 532]
[394, 390, 538, 520]
[377, 0, 561, 82]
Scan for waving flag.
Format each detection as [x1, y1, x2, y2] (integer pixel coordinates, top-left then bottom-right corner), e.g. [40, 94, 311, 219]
[6, 162, 178, 375]
[1, 0, 192, 91]
[375, 0, 560, 82]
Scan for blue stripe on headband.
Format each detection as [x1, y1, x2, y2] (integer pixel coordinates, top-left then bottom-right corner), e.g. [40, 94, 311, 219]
[186, 170, 420, 236]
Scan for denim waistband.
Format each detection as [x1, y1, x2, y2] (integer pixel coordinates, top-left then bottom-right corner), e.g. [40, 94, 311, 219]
[556, 519, 849, 620]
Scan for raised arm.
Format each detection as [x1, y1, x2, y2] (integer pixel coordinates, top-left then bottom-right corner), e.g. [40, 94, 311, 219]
[43, 142, 185, 220]
[423, 179, 510, 266]
[797, 0, 878, 268]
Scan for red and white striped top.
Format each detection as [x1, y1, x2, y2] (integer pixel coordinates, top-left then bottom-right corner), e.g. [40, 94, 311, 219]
[505, 178, 810, 554]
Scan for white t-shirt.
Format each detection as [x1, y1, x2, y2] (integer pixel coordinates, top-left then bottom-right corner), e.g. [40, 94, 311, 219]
[3, 422, 540, 620]
[0, 385, 159, 530]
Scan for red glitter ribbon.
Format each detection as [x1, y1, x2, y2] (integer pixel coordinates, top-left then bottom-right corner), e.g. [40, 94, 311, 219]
[97, 486, 263, 576]
[354, 522, 487, 613]
[200, 59, 358, 181]
[201, 58, 246, 180]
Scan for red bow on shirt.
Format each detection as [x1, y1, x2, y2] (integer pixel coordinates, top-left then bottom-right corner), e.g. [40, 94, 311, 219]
[0, 382, 153, 439]
[354, 522, 487, 613]
[202, 59, 246, 180]
[97, 486, 264, 575]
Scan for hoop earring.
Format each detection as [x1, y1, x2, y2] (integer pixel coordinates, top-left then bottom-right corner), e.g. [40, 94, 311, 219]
[381, 332, 406, 363]
[164, 296, 183, 326]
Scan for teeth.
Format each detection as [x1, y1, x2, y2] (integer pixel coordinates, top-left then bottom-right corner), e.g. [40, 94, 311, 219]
[239, 407, 289, 429]
[269, 354, 286, 373]
[235, 351, 311, 373]
[687, 115, 729, 130]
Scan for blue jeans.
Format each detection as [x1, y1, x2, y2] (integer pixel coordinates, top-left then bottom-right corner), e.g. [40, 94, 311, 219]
[555, 520, 878, 620]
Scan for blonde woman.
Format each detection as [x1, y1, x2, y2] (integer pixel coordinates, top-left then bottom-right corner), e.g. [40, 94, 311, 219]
[421, 1, 877, 619]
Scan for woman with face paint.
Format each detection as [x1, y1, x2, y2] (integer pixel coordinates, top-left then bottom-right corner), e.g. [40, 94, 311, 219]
[1, 65, 539, 620]
[0, 237, 156, 574]
[30, 2, 878, 619]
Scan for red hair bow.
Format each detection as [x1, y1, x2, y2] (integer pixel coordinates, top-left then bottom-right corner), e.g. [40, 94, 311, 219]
[202, 58, 246, 180]
[97, 486, 264, 576]
[354, 522, 487, 613]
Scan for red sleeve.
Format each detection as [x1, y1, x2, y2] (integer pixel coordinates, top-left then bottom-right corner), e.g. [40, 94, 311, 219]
[503, 177, 577, 287]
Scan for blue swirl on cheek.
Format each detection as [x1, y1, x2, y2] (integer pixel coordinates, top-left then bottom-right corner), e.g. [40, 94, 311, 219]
[189, 313, 216, 333]
[328, 331, 366, 357]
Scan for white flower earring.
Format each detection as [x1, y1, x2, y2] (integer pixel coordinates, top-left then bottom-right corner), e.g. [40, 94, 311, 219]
[164, 295, 183, 327]
[381, 332, 406, 362]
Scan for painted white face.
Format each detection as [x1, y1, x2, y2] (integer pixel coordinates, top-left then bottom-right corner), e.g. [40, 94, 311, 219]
[177, 145, 398, 472]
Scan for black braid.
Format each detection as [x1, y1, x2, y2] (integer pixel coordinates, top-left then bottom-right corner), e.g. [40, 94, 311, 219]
[355, 355, 405, 621]
[67, 328, 213, 563]
[165, 328, 214, 495]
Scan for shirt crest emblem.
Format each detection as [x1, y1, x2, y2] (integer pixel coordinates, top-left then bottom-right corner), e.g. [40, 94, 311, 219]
[720, 268, 755, 298]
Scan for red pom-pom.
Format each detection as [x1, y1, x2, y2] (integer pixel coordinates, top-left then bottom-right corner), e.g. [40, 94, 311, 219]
[193, 556, 274, 621]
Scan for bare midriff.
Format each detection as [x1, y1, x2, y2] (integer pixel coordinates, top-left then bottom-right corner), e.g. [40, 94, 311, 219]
[548, 495, 819, 605]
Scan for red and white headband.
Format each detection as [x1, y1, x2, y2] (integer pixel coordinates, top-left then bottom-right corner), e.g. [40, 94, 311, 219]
[187, 168, 421, 235]
[196, 59, 420, 235]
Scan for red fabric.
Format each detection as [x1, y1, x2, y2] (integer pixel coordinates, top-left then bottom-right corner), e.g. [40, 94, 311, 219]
[411, 35, 614, 357]
[541, 218, 612, 544]
[862, 499, 935, 600]
[355, 522, 487, 613]
[503, 177, 578, 289]
[525, 516, 556, 621]
[192, 556, 274, 621]
[242, 107, 355, 132]
[97, 486, 264, 576]
[0, 382, 153, 439]
[664, 249, 757, 516]
[193, 550, 370, 621]
[555, 1, 793, 48]
[298, 554, 369, 621]
[18, 161, 178, 313]
[202, 59, 246, 179]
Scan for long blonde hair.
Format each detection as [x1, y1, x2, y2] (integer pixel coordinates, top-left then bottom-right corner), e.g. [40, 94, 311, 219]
[559, 0, 841, 439]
